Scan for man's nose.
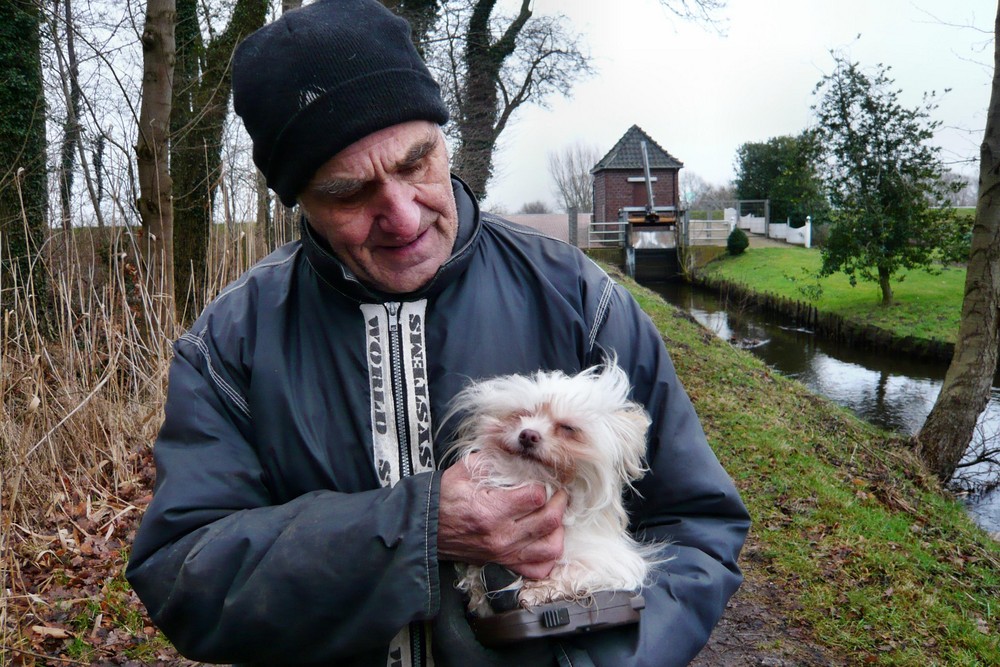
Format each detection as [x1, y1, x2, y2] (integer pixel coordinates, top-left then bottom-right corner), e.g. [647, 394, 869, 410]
[373, 179, 421, 237]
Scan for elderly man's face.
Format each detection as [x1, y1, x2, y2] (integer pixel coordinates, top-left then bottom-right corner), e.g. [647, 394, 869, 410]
[299, 121, 459, 293]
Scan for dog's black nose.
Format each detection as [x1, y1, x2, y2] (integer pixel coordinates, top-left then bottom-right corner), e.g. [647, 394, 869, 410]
[518, 429, 541, 449]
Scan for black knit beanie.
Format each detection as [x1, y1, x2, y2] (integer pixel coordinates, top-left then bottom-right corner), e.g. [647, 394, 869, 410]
[232, 0, 450, 207]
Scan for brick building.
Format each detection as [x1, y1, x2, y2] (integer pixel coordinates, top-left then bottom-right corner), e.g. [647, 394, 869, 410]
[591, 125, 683, 223]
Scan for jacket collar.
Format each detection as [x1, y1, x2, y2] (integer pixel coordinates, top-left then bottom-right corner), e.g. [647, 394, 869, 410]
[300, 175, 481, 303]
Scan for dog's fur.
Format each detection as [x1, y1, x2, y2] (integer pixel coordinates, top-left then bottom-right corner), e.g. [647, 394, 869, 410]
[444, 361, 662, 616]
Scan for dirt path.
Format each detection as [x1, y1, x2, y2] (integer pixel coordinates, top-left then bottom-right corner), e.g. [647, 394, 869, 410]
[691, 539, 845, 667]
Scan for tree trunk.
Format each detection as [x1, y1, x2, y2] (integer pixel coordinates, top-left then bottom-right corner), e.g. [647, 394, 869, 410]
[916, 1, 1000, 483]
[0, 0, 50, 318]
[451, 0, 531, 200]
[170, 0, 267, 319]
[877, 265, 893, 306]
[379, 0, 439, 56]
[256, 168, 272, 247]
[50, 0, 106, 230]
[135, 0, 176, 327]
[273, 0, 302, 247]
[56, 0, 82, 232]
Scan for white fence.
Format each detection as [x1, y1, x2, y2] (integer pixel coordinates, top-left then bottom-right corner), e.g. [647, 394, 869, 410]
[586, 206, 813, 250]
[732, 207, 811, 248]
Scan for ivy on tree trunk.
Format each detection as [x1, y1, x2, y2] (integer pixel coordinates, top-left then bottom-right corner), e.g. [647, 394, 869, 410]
[170, 0, 266, 319]
[450, 0, 531, 200]
[0, 0, 49, 318]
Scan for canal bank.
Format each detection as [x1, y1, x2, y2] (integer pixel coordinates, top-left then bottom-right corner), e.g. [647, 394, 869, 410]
[648, 279, 1000, 534]
[612, 270, 1000, 664]
[692, 273, 956, 363]
[587, 241, 957, 362]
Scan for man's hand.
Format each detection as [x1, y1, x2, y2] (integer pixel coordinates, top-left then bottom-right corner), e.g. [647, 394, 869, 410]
[438, 454, 567, 579]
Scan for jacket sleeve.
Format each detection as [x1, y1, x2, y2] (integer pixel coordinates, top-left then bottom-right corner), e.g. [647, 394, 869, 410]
[125, 337, 442, 665]
[569, 280, 751, 667]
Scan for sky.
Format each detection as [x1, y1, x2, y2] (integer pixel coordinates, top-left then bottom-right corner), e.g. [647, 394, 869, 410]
[481, 0, 995, 212]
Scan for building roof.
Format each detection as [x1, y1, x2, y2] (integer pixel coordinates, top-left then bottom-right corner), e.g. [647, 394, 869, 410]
[591, 125, 684, 172]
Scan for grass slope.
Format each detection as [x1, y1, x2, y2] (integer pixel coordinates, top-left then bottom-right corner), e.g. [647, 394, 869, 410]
[698, 247, 965, 344]
[619, 268, 1000, 665]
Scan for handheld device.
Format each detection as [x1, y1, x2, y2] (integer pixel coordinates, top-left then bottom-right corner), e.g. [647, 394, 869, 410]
[470, 590, 645, 647]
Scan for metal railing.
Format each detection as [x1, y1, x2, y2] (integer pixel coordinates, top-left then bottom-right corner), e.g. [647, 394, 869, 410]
[588, 221, 627, 247]
[686, 219, 731, 246]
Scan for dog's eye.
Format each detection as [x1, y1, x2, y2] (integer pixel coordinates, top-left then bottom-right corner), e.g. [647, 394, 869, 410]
[556, 423, 578, 435]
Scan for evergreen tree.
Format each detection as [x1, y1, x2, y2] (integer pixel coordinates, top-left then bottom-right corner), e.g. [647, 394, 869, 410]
[813, 55, 962, 306]
[733, 133, 828, 227]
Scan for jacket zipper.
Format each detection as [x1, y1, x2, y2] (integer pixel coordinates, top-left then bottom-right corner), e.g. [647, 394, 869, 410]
[386, 302, 413, 478]
[386, 302, 423, 667]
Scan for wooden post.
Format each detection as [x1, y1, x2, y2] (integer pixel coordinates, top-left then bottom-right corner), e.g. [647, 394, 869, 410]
[568, 206, 578, 247]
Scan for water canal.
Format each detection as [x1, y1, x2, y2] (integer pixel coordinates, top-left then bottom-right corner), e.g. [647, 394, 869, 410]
[649, 280, 1000, 534]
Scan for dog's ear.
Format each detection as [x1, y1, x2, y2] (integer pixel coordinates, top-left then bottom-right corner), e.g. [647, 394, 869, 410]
[611, 407, 651, 481]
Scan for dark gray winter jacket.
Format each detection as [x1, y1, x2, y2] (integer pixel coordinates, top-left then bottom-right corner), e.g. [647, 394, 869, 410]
[126, 177, 750, 667]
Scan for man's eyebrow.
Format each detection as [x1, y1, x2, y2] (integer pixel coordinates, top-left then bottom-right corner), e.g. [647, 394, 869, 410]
[398, 133, 439, 169]
[308, 132, 440, 197]
[309, 177, 366, 198]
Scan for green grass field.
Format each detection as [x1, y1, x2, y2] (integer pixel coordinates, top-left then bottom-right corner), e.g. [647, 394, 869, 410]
[618, 268, 1000, 664]
[699, 246, 965, 344]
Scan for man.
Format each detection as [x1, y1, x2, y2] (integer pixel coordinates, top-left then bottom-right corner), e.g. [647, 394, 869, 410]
[126, 1, 750, 665]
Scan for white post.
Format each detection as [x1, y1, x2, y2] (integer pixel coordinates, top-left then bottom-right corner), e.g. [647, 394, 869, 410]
[805, 215, 812, 249]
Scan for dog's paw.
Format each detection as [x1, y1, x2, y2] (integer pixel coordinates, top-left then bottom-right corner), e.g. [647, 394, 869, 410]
[517, 579, 576, 608]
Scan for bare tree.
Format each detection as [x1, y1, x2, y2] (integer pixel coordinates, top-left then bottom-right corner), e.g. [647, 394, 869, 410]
[393, 0, 724, 201]
[432, 0, 592, 200]
[679, 170, 710, 209]
[53, 0, 82, 231]
[658, 0, 726, 24]
[679, 171, 735, 210]
[518, 199, 551, 214]
[916, 2, 1000, 484]
[548, 141, 599, 213]
[40, 1, 149, 233]
[252, 0, 304, 249]
[942, 169, 979, 207]
[46, 0, 109, 231]
[379, 0, 440, 56]
[135, 0, 176, 324]
[170, 0, 266, 319]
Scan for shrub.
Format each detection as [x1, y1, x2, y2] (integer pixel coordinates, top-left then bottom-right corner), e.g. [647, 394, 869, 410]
[727, 228, 749, 255]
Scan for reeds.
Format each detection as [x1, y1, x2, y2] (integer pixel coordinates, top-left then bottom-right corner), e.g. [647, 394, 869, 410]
[1, 204, 283, 657]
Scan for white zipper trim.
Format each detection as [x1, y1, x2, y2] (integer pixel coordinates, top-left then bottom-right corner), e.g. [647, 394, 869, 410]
[360, 301, 435, 667]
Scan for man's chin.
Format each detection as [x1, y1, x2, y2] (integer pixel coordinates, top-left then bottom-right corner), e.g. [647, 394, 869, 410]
[365, 262, 441, 294]
[365, 238, 454, 292]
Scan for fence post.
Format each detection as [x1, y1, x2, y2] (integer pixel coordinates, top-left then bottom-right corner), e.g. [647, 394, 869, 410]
[568, 207, 578, 247]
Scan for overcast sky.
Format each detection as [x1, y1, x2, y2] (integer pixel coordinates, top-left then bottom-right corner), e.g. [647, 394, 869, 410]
[481, 0, 995, 212]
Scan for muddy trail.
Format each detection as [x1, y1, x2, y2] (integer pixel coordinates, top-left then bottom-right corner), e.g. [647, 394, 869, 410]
[691, 539, 845, 666]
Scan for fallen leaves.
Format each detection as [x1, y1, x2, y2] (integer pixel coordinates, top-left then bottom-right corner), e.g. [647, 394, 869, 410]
[31, 625, 72, 640]
[4, 447, 198, 666]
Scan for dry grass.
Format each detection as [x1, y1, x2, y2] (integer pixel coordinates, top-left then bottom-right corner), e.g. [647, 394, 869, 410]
[1, 217, 285, 662]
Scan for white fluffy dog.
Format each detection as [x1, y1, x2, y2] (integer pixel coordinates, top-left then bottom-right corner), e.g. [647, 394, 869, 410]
[444, 361, 662, 616]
